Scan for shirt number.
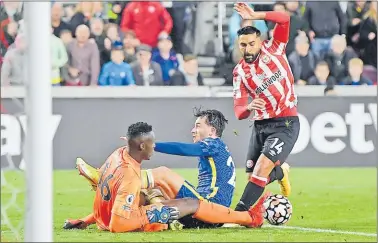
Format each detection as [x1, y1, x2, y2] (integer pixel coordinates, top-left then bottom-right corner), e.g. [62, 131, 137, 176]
[227, 156, 236, 187]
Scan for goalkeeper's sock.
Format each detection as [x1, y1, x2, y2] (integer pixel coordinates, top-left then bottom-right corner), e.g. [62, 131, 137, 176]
[141, 169, 155, 189]
[267, 166, 284, 184]
[193, 200, 252, 226]
[80, 213, 96, 225]
[235, 175, 267, 211]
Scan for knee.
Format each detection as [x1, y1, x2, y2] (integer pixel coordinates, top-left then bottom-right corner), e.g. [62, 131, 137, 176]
[154, 166, 171, 175]
[253, 156, 275, 176]
[151, 166, 172, 183]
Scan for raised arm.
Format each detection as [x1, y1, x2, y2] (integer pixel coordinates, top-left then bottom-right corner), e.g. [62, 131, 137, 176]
[155, 139, 219, 157]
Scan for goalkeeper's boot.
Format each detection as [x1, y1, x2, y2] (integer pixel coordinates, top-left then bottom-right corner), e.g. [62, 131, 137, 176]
[169, 220, 184, 231]
[76, 157, 100, 191]
[246, 191, 272, 228]
[63, 219, 88, 230]
[278, 162, 291, 197]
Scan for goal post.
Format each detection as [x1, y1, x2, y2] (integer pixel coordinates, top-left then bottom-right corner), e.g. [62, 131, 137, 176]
[24, 2, 53, 242]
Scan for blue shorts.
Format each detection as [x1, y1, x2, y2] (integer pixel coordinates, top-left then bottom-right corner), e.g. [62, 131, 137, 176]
[175, 180, 208, 201]
[175, 180, 223, 229]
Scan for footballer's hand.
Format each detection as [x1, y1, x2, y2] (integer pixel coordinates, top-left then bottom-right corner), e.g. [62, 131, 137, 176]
[234, 3, 264, 20]
[247, 98, 266, 111]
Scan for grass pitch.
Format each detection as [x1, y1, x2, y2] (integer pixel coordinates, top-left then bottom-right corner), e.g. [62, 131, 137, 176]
[1, 168, 377, 242]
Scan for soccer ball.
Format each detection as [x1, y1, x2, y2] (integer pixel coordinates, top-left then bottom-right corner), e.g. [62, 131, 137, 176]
[263, 194, 293, 225]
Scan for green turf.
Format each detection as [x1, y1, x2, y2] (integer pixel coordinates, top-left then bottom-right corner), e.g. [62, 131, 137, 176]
[1, 168, 377, 242]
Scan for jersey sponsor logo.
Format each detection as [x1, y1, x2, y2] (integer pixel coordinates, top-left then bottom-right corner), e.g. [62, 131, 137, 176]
[255, 70, 284, 96]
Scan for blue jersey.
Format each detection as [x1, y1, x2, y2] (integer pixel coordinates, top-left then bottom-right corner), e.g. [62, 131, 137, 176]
[196, 138, 236, 207]
[154, 138, 236, 207]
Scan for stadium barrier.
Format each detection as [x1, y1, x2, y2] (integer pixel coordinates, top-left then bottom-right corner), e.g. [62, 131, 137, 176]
[1, 86, 377, 169]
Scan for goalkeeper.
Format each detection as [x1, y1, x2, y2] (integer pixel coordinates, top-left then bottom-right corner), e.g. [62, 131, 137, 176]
[63, 122, 271, 232]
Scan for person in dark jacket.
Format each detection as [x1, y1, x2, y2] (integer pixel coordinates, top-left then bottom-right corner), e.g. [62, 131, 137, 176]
[304, 1, 347, 59]
[131, 44, 164, 86]
[324, 35, 358, 84]
[341, 58, 373, 85]
[308, 61, 337, 87]
[288, 35, 318, 85]
[89, 18, 108, 67]
[346, 1, 370, 50]
[267, 2, 309, 56]
[357, 1, 377, 68]
[170, 54, 203, 86]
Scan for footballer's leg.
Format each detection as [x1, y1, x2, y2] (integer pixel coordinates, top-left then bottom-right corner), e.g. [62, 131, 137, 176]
[63, 213, 96, 230]
[245, 130, 289, 196]
[76, 158, 100, 190]
[161, 195, 271, 228]
[236, 117, 300, 215]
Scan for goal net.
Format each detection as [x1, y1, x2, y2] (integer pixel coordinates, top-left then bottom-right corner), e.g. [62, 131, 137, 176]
[1, 2, 53, 242]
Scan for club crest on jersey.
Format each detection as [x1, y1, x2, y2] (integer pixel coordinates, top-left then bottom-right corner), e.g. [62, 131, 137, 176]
[261, 54, 271, 64]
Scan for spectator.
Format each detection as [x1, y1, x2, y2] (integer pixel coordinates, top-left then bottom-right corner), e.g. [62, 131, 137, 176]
[60, 29, 73, 46]
[152, 35, 179, 85]
[170, 54, 203, 86]
[358, 1, 377, 67]
[1, 21, 18, 53]
[51, 3, 72, 38]
[304, 1, 347, 59]
[89, 18, 107, 66]
[308, 61, 336, 87]
[131, 44, 164, 86]
[107, 2, 128, 25]
[66, 25, 100, 86]
[285, 1, 302, 17]
[69, 2, 104, 36]
[346, 1, 370, 49]
[122, 30, 139, 64]
[98, 41, 135, 86]
[51, 29, 68, 86]
[120, 1, 173, 48]
[341, 58, 373, 85]
[324, 35, 357, 83]
[267, 2, 309, 56]
[228, 5, 268, 52]
[1, 34, 26, 86]
[288, 35, 318, 85]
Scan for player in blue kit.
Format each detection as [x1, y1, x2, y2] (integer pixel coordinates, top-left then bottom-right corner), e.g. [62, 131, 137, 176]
[145, 109, 237, 229]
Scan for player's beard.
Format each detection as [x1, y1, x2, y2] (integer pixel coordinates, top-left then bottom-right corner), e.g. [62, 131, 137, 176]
[243, 53, 258, 64]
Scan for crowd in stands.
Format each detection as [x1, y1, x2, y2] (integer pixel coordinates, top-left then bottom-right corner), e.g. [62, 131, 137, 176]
[0, 1, 377, 90]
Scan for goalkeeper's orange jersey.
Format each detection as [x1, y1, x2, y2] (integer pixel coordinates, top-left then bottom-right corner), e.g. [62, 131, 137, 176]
[93, 146, 159, 232]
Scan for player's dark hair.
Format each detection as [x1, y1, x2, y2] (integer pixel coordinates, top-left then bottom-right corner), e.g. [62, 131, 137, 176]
[127, 122, 153, 140]
[193, 108, 228, 137]
[237, 26, 261, 37]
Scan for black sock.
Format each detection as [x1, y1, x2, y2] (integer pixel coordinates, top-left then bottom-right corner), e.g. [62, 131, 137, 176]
[267, 166, 284, 185]
[235, 181, 265, 211]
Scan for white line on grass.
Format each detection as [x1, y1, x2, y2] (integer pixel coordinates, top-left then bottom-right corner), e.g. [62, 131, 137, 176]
[223, 224, 376, 237]
[264, 225, 377, 237]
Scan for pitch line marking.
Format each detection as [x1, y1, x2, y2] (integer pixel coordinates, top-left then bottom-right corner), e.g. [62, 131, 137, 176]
[223, 224, 376, 237]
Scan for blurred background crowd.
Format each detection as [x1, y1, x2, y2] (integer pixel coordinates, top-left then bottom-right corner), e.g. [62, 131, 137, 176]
[0, 1, 377, 92]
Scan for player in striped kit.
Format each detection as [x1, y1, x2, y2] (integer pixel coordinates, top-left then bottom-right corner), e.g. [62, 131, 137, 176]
[232, 3, 300, 227]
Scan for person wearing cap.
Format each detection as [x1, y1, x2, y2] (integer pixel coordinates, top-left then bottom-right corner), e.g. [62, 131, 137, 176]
[98, 41, 135, 86]
[131, 44, 164, 86]
[288, 34, 318, 85]
[151, 34, 179, 85]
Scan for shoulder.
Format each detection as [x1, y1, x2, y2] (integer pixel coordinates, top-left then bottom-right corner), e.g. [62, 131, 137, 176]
[102, 62, 112, 69]
[201, 138, 222, 148]
[122, 62, 132, 69]
[232, 62, 243, 77]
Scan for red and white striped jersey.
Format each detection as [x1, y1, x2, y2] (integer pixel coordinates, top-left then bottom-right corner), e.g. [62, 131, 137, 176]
[233, 12, 298, 121]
